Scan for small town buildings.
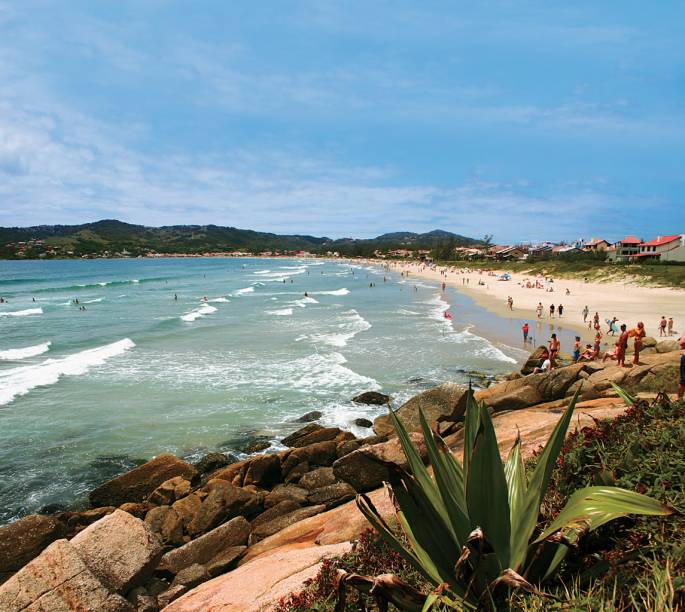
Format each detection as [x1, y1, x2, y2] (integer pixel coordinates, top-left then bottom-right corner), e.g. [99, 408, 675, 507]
[633, 235, 685, 262]
[583, 238, 610, 252]
[608, 236, 642, 262]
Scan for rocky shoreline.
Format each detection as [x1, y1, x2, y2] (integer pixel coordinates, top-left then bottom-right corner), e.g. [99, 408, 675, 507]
[1, 338, 682, 611]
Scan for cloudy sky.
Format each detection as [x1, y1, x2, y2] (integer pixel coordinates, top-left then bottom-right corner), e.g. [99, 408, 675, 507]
[0, 1, 682, 242]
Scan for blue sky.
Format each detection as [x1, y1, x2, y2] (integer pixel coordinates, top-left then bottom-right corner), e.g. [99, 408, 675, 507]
[0, 1, 683, 242]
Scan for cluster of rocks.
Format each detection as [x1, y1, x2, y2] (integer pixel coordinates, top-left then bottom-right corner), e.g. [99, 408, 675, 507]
[1, 343, 682, 611]
[0, 390, 436, 611]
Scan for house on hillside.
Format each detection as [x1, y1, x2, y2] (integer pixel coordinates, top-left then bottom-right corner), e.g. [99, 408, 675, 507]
[493, 246, 526, 260]
[528, 244, 553, 258]
[583, 238, 610, 252]
[552, 245, 584, 256]
[632, 235, 685, 262]
[608, 236, 642, 262]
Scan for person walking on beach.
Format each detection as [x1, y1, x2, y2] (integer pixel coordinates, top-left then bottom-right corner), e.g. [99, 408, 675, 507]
[507, 296, 513, 310]
[659, 316, 667, 336]
[549, 333, 560, 367]
[558, 304, 564, 317]
[549, 304, 555, 318]
[536, 302, 543, 318]
[522, 323, 529, 343]
[582, 305, 589, 323]
[630, 321, 645, 365]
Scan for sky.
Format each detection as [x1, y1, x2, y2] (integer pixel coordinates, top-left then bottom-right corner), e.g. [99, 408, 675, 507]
[0, 1, 683, 242]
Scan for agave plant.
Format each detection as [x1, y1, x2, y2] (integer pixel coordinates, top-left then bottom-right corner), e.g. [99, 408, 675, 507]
[348, 387, 673, 610]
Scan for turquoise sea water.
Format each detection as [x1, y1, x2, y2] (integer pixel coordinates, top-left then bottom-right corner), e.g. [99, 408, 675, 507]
[0, 257, 536, 524]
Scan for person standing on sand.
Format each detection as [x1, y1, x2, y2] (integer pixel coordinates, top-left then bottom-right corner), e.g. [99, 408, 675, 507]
[536, 302, 543, 318]
[522, 323, 529, 343]
[558, 304, 564, 317]
[582, 305, 589, 323]
[573, 336, 581, 362]
[549, 333, 560, 367]
[549, 304, 555, 318]
[659, 316, 667, 336]
[668, 317, 674, 336]
[507, 296, 513, 310]
[630, 321, 645, 365]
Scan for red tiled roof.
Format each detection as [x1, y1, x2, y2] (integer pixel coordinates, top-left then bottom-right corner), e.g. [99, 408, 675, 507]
[620, 235, 641, 244]
[640, 235, 681, 247]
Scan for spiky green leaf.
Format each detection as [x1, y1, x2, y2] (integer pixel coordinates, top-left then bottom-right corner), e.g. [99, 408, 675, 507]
[466, 403, 511, 568]
[534, 486, 673, 544]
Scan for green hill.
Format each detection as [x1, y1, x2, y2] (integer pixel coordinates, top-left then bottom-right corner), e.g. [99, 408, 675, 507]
[0, 220, 479, 259]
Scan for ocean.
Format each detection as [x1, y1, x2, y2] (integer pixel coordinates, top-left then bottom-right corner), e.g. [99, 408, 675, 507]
[0, 257, 531, 524]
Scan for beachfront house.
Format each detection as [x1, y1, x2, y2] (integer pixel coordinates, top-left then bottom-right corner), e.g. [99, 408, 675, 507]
[583, 238, 610, 252]
[493, 245, 526, 260]
[632, 235, 685, 262]
[608, 235, 642, 262]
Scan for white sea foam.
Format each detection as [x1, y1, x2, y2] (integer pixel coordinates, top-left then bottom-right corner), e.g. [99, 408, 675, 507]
[0, 342, 51, 361]
[316, 288, 349, 296]
[292, 296, 319, 307]
[0, 308, 43, 317]
[181, 304, 218, 322]
[287, 352, 379, 392]
[232, 286, 255, 296]
[297, 309, 371, 347]
[266, 308, 293, 316]
[132, 279, 140, 283]
[0, 339, 135, 405]
[83, 298, 103, 304]
[253, 270, 272, 275]
[208, 297, 230, 303]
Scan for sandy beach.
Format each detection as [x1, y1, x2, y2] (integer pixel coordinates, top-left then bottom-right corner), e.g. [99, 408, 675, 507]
[377, 261, 685, 344]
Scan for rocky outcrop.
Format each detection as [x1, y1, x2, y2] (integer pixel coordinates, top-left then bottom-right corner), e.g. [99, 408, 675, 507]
[352, 391, 391, 405]
[70, 509, 163, 593]
[0, 539, 133, 612]
[333, 433, 427, 492]
[282, 424, 344, 448]
[373, 383, 468, 437]
[520, 345, 549, 375]
[90, 454, 198, 507]
[0, 514, 66, 583]
[158, 516, 250, 575]
[163, 542, 353, 612]
[292, 410, 323, 423]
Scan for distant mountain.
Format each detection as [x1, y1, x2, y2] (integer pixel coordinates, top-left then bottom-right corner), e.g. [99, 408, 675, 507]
[0, 220, 480, 259]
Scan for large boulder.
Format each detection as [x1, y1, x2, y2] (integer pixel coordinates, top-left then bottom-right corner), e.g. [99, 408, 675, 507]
[292, 410, 323, 423]
[147, 476, 192, 506]
[282, 425, 343, 448]
[264, 484, 309, 508]
[306, 483, 356, 508]
[333, 433, 427, 492]
[299, 467, 337, 490]
[242, 453, 281, 488]
[172, 493, 203, 531]
[194, 453, 232, 475]
[520, 345, 549, 375]
[89, 454, 198, 507]
[656, 339, 680, 353]
[248, 505, 325, 544]
[280, 441, 338, 477]
[186, 480, 261, 536]
[373, 383, 468, 438]
[70, 509, 163, 593]
[352, 391, 391, 405]
[158, 517, 250, 575]
[0, 539, 132, 612]
[0, 514, 66, 582]
[144, 506, 184, 545]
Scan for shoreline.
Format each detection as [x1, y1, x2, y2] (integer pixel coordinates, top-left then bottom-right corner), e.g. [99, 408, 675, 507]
[372, 260, 684, 346]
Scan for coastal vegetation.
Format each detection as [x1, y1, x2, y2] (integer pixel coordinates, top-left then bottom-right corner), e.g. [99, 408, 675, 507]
[0, 220, 477, 259]
[277, 391, 684, 611]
